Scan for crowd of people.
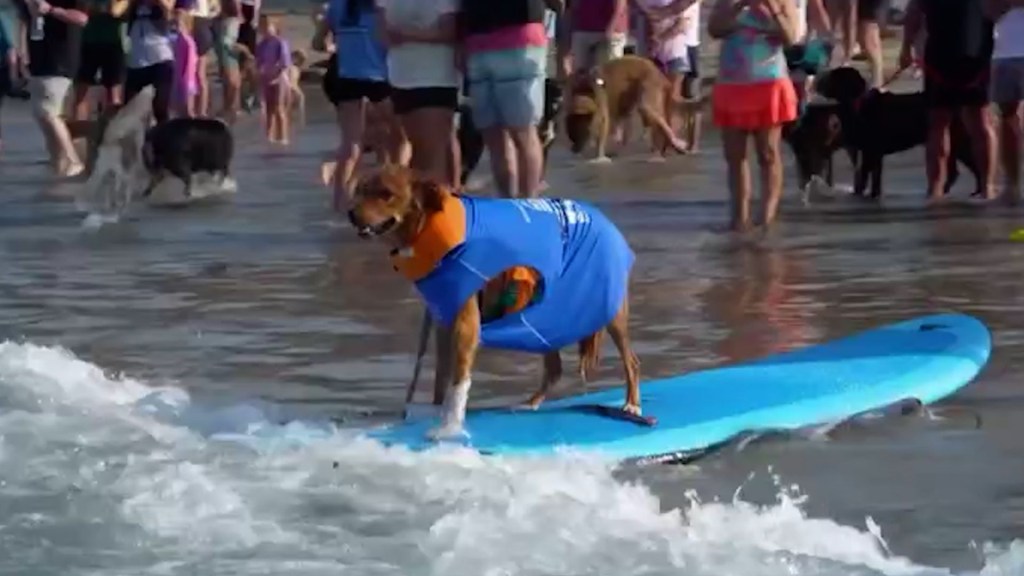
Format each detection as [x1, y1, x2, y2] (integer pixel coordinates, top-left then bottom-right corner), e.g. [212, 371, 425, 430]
[0, 0, 299, 176]
[1, 0, 1023, 234]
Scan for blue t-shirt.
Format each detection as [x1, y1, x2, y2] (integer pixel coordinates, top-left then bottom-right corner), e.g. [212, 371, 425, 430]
[0, 7, 16, 57]
[327, 0, 387, 81]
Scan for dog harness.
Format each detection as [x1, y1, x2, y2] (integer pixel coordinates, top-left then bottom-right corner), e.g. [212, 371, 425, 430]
[391, 194, 635, 353]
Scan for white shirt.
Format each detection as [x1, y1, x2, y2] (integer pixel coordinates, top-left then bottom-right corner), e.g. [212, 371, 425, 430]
[190, 0, 211, 18]
[378, 0, 460, 89]
[682, 1, 699, 47]
[638, 0, 689, 62]
[994, 8, 1024, 59]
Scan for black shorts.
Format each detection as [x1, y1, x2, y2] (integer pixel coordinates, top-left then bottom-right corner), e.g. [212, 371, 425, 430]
[193, 16, 215, 57]
[75, 41, 126, 88]
[0, 70, 8, 108]
[126, 60, 175, 123]
[323, 73, 391, 106]
[857, 0, 888, 23]
[390, 86, 459, 114]
[239, 4, 258, 53]
[683, 45, 701, 99]
[924, 57, 991, 108]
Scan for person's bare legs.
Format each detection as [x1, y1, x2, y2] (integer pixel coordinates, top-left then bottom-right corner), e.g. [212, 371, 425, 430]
[448, 125, 461, 189]
[998, 101, 1023, 204]
[753, 125, 785, 228]
[926, 108, 952, 201]
[72, 83, 93, 120]
[961, 104, 998, 200]
[195, 54, 210, 117]
[31, 78, 83, 177]
[482, 127, 517, 198]
[858, 19, 884, 88]
[221, 66, 241, 124]
[508, 125, 544, 198]
[401, 106, 455, 184]
[334, 98, 367, 210]
[846, 0, 859, 61]
[830, 0, 858, 64]
[722, 127, 753, 232]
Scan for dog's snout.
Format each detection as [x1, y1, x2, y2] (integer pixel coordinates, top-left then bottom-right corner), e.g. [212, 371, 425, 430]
[347, 209, 372, 237]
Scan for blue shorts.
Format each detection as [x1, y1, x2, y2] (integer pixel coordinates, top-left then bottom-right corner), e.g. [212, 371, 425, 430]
[466, 46, 546, 130]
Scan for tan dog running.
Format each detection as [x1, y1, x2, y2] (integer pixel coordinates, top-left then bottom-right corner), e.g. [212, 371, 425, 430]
[565, 55, 694, 160]
[348, 165, 642, 439]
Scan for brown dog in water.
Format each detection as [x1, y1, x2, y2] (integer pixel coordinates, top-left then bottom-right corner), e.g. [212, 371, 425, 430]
[348, 165, 642, 439]
[565, 55, 693, 160]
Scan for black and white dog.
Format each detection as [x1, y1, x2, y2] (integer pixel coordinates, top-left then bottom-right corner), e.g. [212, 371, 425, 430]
[458, 78, 564, 186]
[79, 88, 237, 216]
[142, 117, 235, 200]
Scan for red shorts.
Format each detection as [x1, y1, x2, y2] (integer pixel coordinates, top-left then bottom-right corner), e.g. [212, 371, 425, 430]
[712, 79, 798, 130]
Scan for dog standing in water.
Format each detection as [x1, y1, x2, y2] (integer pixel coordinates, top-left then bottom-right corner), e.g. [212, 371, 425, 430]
[142, 117, 235, 200]
[348, 165, 641, 440]
[565, 55, 692, 160]
[814, 66, 981, 198]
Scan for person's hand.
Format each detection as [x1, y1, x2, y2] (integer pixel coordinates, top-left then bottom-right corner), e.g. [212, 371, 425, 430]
[761, 0, 785, 17]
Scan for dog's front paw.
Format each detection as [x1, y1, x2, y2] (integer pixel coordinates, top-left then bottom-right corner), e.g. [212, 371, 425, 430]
[589, 155, 613, 165]
[622, 403, 642, 416]
[426, 419, 469, 441]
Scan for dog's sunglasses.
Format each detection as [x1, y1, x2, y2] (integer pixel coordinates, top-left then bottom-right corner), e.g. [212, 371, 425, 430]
[347, 210, 399, 238]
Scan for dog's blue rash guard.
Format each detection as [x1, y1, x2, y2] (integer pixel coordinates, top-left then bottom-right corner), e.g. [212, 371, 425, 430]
[400, 195, 635, 353]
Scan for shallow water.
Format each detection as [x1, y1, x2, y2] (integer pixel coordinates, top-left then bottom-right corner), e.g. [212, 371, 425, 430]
[2, 95, 1024, 575]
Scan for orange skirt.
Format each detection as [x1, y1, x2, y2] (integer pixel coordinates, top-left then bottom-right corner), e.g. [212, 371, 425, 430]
[712, 79, 798, 130]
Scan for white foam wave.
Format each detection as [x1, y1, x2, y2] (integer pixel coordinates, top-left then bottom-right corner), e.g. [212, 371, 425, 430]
[0, 341, 1019, 576]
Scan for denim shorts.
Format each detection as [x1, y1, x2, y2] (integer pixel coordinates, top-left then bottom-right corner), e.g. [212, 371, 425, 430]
[214, 17, 241, 73]
[466, 45, 546, 130]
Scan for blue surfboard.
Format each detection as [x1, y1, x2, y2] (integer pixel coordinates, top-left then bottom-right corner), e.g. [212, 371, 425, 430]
[366, 313, 991, 462]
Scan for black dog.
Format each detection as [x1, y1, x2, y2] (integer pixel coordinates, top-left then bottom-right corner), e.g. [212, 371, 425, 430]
[814, 66, 980, 198]
[458, 78, 564, 186]
[142, 117, 234, 198]
[783, 101, 858, 191]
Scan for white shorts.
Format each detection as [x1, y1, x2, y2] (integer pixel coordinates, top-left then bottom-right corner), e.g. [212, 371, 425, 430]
[29, 76, 71, 118]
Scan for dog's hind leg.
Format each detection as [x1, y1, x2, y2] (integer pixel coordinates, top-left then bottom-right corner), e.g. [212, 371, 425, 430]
[606, 294, 641, 415]
[578, 330, 604, 384]
[524, 351, 563, 409]
[869, 157, 884, 199]
[945, 155, 964, 196]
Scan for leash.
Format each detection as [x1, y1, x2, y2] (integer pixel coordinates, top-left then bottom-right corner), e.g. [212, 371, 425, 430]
[849, 64, 912, 112]
[402, 308, 433, 419]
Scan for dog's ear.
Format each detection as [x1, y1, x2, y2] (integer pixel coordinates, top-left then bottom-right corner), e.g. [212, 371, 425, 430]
[412, 178, 447, 213]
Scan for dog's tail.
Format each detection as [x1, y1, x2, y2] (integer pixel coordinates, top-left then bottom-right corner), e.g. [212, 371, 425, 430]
[102, 86, 155, 144]
[578, 331, 604, 383]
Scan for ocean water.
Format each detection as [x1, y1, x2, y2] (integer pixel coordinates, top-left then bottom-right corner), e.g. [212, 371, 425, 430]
[1, 91, 1024, 575]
